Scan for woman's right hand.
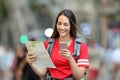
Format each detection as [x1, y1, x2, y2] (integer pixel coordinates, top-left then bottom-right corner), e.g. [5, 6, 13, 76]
[26, 52, 47, 78]
[26, 51, 37, 64]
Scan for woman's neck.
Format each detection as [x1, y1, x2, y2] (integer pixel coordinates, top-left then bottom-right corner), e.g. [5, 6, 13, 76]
[59, 36, 72, 42]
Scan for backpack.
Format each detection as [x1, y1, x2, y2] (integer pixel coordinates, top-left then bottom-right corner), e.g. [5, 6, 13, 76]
[45, 37, 87, 80]
[47, 37, 82, 61]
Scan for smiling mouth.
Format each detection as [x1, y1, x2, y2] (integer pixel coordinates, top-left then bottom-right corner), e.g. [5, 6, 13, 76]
[60, 32, 65, 34]
[60, 31, 64, 33]
[59, 30, 65, 32]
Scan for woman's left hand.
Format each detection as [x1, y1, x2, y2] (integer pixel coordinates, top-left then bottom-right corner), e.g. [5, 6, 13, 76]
[59, 49, 73, 61]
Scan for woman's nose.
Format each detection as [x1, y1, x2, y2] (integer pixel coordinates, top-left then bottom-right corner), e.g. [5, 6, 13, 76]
[60, 25, 64, 29]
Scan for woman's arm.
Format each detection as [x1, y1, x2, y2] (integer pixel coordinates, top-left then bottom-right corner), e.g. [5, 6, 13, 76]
[26, 52, 47, 78]
[60, 42, 88, 80]
[60, 49, 86, 80]
[29, 64, 47, 78]
[68, 57, 86, 80]
[69, 43, 89, 80]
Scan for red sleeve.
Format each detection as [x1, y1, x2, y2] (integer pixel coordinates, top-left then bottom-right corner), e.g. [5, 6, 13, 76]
[77, 42, 89, 68]
[43, 39, 48, 49]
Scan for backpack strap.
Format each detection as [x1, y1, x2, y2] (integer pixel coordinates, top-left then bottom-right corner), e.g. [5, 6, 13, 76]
[47, 38, 55, 55]
[72, 37, 82, 61]
[73, 37, 87, 78]
[46, 37, 84, 79]
[47, 37, 82, 61]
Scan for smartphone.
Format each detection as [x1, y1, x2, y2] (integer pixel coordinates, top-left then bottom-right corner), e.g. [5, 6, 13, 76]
[60, 42, 68, 50]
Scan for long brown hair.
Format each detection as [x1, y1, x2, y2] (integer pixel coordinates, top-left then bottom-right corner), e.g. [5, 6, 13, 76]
[51, 9, 78, 38]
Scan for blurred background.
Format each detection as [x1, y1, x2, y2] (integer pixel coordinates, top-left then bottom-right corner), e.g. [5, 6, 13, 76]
[0, 0, 120, 80]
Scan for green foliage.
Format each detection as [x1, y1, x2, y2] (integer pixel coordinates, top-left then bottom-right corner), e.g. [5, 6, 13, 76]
[115, 15, 120, 21]
[94, 0, 101, 4]
[115, 0, 120, 2]
[0, 0, 8, 21]
[28, 0, 38, 10]
[0, 25, 4, 40]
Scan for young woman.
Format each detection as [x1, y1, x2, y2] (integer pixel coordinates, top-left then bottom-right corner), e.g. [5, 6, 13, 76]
[26, 9, 89, 80]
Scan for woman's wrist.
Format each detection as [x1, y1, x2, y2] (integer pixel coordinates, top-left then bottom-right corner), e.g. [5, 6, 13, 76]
[68, 57, 75, 63]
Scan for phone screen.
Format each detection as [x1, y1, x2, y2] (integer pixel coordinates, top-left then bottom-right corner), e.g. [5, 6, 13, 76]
[60, 42, 67, 49]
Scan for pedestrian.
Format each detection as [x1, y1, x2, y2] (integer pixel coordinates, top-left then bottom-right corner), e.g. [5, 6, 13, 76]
[12, 43, 40, 80]
[111, 47, 120, 80]
[26, 9, 89, 80]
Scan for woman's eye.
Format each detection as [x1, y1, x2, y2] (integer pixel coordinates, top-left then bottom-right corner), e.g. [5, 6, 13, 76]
[64, 23, 68, 26]
[57, 22, 61, 25]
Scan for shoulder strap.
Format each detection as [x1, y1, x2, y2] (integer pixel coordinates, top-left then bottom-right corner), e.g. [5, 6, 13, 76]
[47, 37, 82, 61]
[47, 38, 55, 55]
[72, 37, 82, 61]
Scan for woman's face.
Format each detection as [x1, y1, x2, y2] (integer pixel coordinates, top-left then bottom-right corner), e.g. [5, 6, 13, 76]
[57, 15, 71, 38]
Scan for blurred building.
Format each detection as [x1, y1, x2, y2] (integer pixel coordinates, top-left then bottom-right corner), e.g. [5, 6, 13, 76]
[99, 0, 120, 48]
[0, 0, 120, 48]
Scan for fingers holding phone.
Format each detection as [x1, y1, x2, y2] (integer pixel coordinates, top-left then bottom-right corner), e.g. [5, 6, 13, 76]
[59, 42, 68, 54]
[59, 42, 72, 60]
